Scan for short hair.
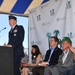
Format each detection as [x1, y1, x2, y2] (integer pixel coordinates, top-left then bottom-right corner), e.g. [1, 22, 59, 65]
[51, 36, 59, 43]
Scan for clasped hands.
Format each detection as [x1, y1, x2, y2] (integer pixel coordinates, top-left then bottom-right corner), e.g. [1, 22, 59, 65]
[39, 62, 49, 67]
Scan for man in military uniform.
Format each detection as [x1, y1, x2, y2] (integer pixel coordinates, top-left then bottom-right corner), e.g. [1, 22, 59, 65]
[4, 15, 25, 75]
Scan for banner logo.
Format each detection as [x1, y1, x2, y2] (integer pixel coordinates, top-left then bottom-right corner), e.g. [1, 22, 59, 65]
[30, 26, 36, 30]
[67, 1, 71, 9]
[55, 0, 59, 2]
[50, 9, 55, 16]
[31, 40, 42, 45]
[47, 32, 52, 41]
[56, 17, 66, 22]
[46, 32, 52, 47]
[37, 15, 41, 21]
[41, 3, 48, 9]
[31, 41, 34, 45]
[53, 30, 60, 37]
[56, 18, 60, 21]
[67, 32, 73, 38]
[42, 22, 50, 26]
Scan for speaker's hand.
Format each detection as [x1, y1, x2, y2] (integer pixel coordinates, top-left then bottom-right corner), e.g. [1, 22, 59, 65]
[4, 44, 12, 47]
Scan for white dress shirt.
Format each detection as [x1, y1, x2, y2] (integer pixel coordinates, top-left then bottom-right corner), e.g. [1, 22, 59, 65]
[62, 50, 69, 64]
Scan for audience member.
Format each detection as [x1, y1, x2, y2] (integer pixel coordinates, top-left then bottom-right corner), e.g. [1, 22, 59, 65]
[45, 37, 75, 75]
[63, 47, 75, 75]
[32, 36, 62, 75]
[21, 45, 42, 75]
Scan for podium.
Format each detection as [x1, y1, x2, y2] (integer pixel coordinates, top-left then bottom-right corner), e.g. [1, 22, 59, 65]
[0, 46, 14, 75]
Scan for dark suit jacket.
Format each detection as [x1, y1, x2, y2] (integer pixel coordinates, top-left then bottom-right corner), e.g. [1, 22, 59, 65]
[44, 47, 62, 66]
[8, 25, 25, 56]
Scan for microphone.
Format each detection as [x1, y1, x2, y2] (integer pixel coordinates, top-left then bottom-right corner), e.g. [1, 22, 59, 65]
[2, 27, 6, 30]
[0, 27, 6, 32]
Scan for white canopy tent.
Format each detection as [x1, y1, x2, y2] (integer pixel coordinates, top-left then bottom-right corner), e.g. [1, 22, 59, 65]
[0, 0, 49, 16]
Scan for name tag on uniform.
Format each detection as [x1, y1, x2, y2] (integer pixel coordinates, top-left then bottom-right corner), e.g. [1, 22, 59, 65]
[14, 34, 16, 36]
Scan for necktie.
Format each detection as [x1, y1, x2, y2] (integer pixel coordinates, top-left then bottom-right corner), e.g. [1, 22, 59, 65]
[48, 48, 54, 62]
[10, 28, 13, 33]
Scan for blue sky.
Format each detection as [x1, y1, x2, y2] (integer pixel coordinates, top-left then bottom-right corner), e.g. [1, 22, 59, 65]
[0, 14, 28, 48]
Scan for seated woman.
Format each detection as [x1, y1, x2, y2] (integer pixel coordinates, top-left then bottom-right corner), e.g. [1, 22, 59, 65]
[21, 45, 42, 75]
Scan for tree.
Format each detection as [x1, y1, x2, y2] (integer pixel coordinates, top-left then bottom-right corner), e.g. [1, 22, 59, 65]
[53, 30, 60, 37]
[46, 32, 51, 48]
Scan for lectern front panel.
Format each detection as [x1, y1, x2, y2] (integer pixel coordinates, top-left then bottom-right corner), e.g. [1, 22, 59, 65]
[0, 46, 14, 75]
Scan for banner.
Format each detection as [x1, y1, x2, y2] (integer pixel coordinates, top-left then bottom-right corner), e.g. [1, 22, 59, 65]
[29, 0, 75, 62]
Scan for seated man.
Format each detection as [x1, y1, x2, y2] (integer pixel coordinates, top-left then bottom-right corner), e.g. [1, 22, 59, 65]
[32, 36, 63, 75]
[44, 37, 75, 75]
[64, 68, 75, 75]
[63, 47, 75, 75]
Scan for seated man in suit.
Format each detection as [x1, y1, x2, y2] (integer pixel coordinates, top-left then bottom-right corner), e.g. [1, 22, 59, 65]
[44, 37, 75, 75]
[63, 47, 75, 75]
[32, 36, 63, 75]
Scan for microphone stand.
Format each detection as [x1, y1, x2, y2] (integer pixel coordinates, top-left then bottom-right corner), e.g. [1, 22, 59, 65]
[0, 27, 6, 33]
[0, 29, 3, 33]
[0, 27, 6, 37]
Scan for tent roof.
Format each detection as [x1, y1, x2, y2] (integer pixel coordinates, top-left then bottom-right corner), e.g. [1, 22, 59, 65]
[0, 0, 49, 17]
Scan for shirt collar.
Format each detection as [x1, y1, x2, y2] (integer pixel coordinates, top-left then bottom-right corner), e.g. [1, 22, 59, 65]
[11, 24, 16, 29]
[63, 50, 70, 54]
[50, 47, 56, 51]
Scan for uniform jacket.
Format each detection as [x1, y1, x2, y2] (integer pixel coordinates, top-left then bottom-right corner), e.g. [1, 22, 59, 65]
[8, 25, 25, 56]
